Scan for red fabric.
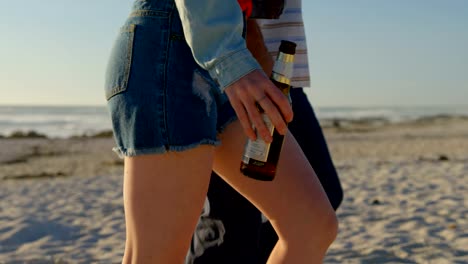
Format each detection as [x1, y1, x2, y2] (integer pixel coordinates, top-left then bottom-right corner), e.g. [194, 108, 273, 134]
[237, 0, 253, 18]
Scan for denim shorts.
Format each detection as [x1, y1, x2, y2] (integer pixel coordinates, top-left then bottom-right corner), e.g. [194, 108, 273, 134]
[105, 0, 237, 157]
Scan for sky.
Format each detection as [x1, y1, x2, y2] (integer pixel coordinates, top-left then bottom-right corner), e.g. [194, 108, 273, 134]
[0, 0, 467, 107]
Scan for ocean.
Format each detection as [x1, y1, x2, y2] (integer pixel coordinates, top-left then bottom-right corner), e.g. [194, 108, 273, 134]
[1, 104, 468, 138]
[0, 105, 111, 138]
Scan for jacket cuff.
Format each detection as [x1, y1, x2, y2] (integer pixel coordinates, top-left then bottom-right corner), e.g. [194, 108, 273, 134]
[208, 49, 262, 92]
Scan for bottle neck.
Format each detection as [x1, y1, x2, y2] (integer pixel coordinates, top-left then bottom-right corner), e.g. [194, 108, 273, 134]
[271, 52, 294, 85]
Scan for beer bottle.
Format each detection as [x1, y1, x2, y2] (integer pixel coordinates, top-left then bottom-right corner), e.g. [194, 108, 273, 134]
[240, 40, 296, 181]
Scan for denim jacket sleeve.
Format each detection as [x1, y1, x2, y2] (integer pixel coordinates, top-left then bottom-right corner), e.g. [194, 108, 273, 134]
[174, 0, 262, 92]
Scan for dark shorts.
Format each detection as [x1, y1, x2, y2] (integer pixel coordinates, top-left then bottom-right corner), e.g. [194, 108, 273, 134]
[104, 0, 237, 157]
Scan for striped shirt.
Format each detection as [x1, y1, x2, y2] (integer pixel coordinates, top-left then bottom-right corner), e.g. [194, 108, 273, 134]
[256, 0, 310, 88]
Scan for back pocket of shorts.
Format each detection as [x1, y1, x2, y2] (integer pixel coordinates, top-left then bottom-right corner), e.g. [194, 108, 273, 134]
[105, 24, 136, 100]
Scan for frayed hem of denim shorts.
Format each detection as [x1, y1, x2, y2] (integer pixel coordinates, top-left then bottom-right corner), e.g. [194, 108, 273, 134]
[112, 139, 222, 158]
[217, 116, 238, 134]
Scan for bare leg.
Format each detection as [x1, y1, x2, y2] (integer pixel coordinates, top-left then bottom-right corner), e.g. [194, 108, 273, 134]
[120, 120, 337, 263]
[122, 146, 215, 264]
[213, 121, 338, 263]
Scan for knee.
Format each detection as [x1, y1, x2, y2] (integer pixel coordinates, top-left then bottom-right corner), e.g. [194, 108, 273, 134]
[322, 210, 339, 245]
[283, 207, 338, 256]
[305, 203, 338, 248]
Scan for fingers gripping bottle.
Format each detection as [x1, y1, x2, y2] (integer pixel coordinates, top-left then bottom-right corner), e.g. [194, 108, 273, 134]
[240, 40, 296, 181]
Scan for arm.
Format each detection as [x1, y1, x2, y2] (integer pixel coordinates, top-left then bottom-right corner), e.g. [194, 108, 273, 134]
[246, 19, 274, 76]
[174, 0, 292, 141]
[174, 0, 260, 91]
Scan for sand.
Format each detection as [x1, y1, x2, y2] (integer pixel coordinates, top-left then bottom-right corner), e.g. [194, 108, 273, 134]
[1, 117, 467, 263]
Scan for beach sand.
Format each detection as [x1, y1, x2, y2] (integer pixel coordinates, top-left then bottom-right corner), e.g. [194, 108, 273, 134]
[1, 117, 467, 263]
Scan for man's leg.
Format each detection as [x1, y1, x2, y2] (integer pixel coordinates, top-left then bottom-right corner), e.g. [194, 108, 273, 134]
[186, 173, 262, 264]
[258, 87, 343, 261]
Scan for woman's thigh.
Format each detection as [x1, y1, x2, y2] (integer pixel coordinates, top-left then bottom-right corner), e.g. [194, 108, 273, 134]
[212, 120, 335, 240]
[123, 146, 215, 261]
[289, 88, 343, 210]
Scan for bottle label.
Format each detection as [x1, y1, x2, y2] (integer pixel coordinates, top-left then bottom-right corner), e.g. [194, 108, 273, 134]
[272, 58, 294, 79]
[242, 113, 274, 162]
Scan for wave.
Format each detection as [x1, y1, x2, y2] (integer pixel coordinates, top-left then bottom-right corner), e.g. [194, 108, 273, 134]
[1, 105, 467, 138]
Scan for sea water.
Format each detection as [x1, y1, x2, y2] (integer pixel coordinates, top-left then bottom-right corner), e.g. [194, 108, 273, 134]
[1, 104, 468, 138]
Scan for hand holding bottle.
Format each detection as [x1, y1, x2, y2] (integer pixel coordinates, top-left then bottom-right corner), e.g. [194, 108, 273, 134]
[224, 70, 293, 143]
[239, 40, 297, 181]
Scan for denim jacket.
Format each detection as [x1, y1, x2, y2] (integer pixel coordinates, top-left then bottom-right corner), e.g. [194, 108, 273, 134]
[174, 0, 262, 92]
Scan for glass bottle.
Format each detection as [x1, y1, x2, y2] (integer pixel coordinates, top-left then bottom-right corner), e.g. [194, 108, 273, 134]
[240, 40, 296, 181]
